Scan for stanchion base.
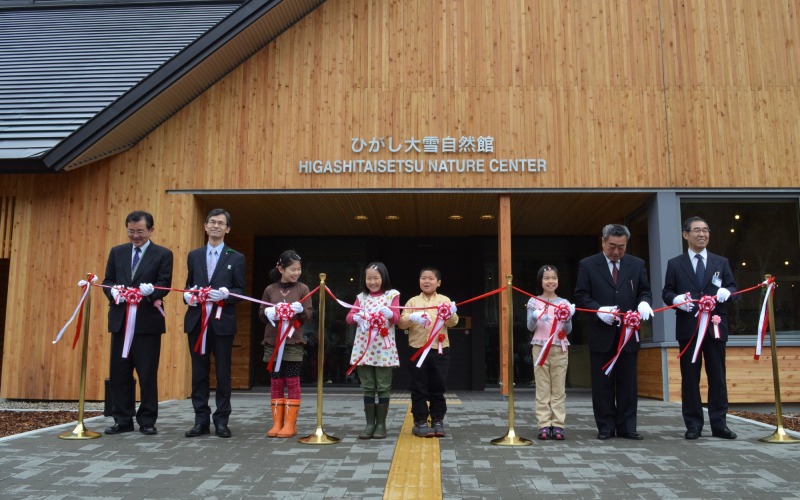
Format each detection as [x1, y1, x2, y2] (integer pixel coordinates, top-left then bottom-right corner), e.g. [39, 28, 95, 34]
[59, 422, 102, 440]
[298, 426, 341, 445]
[491, 428, 532, 446]
[759, 426, 800, 444]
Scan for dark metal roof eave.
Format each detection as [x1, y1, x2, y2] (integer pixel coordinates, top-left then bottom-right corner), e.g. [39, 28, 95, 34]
[40, 0, 324, 173]
[0, 157, 53, 174]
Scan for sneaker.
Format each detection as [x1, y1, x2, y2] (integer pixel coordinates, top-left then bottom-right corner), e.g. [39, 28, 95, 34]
[432, 420, 445, 437]
[551, 427, 565, 441]
[412, 422, 435, 438]
[538, 427, 551, 440]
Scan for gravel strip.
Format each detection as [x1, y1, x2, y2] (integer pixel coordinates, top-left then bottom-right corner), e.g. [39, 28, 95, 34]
[0, 400, 105, 411]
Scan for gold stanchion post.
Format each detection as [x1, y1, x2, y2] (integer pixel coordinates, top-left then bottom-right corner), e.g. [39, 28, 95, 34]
[491, 275, 532, 446]
[60, 275, 102, 440]
[759, 274, 799, 444]
[299, 273, 341, 445]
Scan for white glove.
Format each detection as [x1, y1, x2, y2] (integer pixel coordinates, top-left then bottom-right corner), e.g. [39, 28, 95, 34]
[716, 288, 731, 303]
[379, 306, 394, 319]
[208, 287, 229, 301]
[532, 308, 546, 320]
[568, 303, 576, 318]
[597, 306, 618, 325]
[357, 318, 369, 331]
[264, 306, 277, 326]
[673, 294, 694, 312]
[110, 286, 126, 303]
[183, 285, 198, 306]
[637, 301, 654, 321]
[139, 283, 154, 296]
[449, 302, 458, 315]
[290, 301, 304, 314]
[409, 312, 430, 327]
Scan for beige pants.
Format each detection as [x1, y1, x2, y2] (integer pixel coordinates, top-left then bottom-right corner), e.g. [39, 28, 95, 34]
[532, 344, 569, 429]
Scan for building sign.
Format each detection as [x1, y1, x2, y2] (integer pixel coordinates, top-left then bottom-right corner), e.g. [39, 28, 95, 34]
[298, 135, 547, 175]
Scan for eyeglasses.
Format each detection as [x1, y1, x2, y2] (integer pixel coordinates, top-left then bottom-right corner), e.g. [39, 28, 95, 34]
[127, 229, 149, 236]
[206, 220, 228, 227]
[689, 228, 710, 234]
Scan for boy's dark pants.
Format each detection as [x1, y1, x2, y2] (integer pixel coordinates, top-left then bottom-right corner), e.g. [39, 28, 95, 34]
[410, 348, 450, 422]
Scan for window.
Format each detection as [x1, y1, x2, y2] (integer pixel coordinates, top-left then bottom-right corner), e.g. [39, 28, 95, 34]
[680, 199, 800, 336]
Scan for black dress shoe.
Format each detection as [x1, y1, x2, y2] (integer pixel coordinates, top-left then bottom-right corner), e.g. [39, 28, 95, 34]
[711, 428, 737, 439]
[684, 429, 701, 440]
[185, 424, 210, 438]
[597, 431, 614, 440]
[104, 423, 134, 435]
[619, 432, 644, 440]
[139, 425, 158, 435]
[215, 425, 232, 438]
[106, 424, 133, 434]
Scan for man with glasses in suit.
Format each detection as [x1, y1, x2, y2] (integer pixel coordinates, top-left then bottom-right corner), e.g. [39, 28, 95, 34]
[663, 216, 738, 440]
[102, 210, 173, 436]
[183, 209, 246, 438]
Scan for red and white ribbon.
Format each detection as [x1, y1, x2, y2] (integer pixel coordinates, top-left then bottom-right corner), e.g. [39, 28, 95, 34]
[602, 310, 640, 375]
[690, 295, 716, 363]
[267, 302, 298, 373]
[346, 312, 392, 375]
[53, 274, 97, 347]
[755, 279, 776, 360]
[712, 315, 721, 339]
[534, 302, 572, 366]
[121, 287, 143, 358]
[411, 303, 453, 368]
[191, 287, 213, 354]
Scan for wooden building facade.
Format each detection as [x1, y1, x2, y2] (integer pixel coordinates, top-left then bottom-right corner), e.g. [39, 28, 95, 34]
[1, 0, 799, 403]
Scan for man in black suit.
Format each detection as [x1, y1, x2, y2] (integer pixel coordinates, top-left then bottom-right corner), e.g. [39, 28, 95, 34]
[574, 224, 653, 440]
[183, 209, 246, 438]
[102, 211, 173, 436]
[662, 216, 738, 440]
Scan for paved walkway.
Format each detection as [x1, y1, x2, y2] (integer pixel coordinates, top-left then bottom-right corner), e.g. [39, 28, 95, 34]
[1, 388, 799, 499]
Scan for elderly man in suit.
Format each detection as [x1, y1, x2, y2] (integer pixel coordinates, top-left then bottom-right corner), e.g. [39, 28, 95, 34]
[183, 209, 246, 438]
[662, 216, 738, 440]
[574, 224, 653, 440]
[102, 210, 173, 436]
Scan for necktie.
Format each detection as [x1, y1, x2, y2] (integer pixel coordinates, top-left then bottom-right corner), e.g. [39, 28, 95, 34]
[611, 261, 619, 285]
[132, 247, 141, 274]
[207, 250, 218, 281]
[695, 254, 705, 287]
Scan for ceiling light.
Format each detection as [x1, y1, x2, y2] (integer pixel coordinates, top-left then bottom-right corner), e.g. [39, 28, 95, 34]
[386, 215, 400, 220]
[480, 214, 495, 220]
[448, 215, 463, 220]
[354, 215, 368, 220]
[734, 214, 741, 220]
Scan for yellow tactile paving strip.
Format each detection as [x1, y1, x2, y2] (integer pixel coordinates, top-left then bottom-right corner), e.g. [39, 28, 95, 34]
[383, 405, 442, 500]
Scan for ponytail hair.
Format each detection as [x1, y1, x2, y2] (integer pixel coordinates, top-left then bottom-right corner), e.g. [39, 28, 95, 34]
[269, 250, 302, 283]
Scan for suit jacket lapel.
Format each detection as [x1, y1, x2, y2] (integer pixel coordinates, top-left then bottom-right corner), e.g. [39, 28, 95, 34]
[132, 244, 154, 282]
[597, 253, 616, 288]
[124, 246, 134, 284]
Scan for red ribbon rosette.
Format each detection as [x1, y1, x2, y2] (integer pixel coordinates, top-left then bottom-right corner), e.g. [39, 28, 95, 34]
[678, 295, 716, 363]
[602, 310, 641, 375]
[267, 302, 299, 373]
[410, 303, 454, 367]
[534, 302, 573, 366]
[193, 286, 215, 354]
[121, 287, 143, 358]
[347, 311, 393, 375]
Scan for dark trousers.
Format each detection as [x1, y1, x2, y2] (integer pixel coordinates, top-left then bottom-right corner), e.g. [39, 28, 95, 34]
[589, 349, 638, 435]
[188, 323, 234, 427]
[110, 330, 162, 427]
[409, 348, 450, 422]
[678, 337, 729, 433]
